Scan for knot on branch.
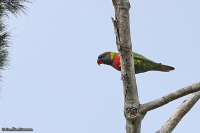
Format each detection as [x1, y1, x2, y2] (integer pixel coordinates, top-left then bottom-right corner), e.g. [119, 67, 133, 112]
[125, 106, 137, 119]
[124, 106, 145, 122]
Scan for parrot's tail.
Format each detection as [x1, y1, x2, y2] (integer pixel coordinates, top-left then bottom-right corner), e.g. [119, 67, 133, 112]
[157, 64, 175, 72]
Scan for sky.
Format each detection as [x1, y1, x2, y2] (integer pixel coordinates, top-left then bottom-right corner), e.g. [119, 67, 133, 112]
[1, 0, 200, 133]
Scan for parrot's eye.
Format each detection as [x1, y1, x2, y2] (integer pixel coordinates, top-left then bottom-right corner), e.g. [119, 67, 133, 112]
[98, 54, 107, 59]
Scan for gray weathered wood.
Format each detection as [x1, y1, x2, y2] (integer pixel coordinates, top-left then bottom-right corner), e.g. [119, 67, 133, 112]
[112, 0, 142, 133]
[111, 1, 199, 133]
[156, 90, 200, 133]
[140, 82, 200, 114]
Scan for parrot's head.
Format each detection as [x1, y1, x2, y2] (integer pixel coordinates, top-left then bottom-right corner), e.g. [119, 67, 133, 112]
[97, 52, 112, 66]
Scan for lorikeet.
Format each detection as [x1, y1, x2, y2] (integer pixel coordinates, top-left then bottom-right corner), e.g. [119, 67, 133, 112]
[97, 52, 174, 74]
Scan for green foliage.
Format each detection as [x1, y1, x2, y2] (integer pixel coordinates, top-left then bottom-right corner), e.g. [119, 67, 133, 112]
[0, 0, 31, 80]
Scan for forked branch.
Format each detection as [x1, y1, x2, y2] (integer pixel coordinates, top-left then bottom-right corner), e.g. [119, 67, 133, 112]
[111, 0, 199, 133]
[156, 90, 200, 133]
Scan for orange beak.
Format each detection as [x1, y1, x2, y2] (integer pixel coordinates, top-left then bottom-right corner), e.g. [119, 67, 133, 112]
[97, 59, 103, 66]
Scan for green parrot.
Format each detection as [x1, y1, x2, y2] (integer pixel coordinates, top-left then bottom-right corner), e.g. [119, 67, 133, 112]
[97, 52, 174, 74]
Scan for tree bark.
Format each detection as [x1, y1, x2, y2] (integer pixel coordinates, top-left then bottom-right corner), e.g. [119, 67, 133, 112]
[156, 90, 200, 133]
[140, 82, 200, 114]
[111, 1, 199, 133]
[112, 0, 142, 133]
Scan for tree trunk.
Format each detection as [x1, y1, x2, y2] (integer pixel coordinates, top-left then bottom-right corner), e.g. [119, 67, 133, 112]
[112, 0, 142, 133]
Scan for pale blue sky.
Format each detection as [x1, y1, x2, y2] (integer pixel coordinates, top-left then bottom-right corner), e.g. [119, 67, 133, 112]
[1, 0, 200, 133]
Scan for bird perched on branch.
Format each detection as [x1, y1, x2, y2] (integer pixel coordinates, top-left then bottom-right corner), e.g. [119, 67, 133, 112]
[97, 52, 174, 74]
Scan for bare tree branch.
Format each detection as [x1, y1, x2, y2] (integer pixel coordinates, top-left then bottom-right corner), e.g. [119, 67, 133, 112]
[112, 0, 142, 133]
[139, 82, 200, 114]
[156, 90, 200, 133]
[111, 0, 199, 132]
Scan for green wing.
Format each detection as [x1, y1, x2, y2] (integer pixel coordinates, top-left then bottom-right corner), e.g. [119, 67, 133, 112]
[132, 52, 174, 74]
[133, 52, 155, 62]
